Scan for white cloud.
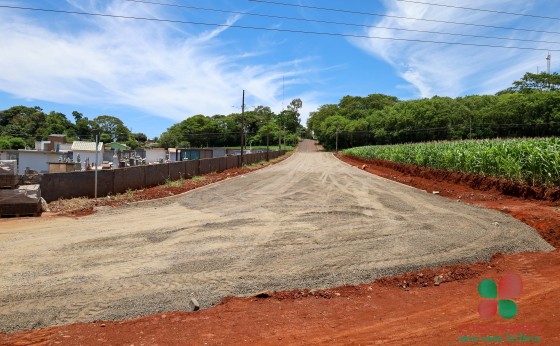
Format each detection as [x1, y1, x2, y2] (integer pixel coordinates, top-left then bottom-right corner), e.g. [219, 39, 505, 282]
[350, 0, 558, 98]
[0, 0, 321, 122]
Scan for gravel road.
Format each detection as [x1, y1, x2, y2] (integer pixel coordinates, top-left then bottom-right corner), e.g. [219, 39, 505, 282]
[0, 140, 552, 333]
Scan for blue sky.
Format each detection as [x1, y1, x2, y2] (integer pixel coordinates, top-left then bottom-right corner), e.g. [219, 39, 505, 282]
[0, 0, 558, 138]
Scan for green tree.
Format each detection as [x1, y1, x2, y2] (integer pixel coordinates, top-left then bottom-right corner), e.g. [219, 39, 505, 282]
[133, 132, 148, 143]
[126, 139, 140, 149]
[93, 115, 131, 142]
[2, 124, 27, 138]
[40, 111, 74, 140]
[284, 98, 303, 133]
[0, 106, 47, 140]
[0, 138, 10, 149]
[498, 72, 560, 94]
[75, 118, 93, 140]
[72, 111, 84, 122]
[9, 137, 26, 149]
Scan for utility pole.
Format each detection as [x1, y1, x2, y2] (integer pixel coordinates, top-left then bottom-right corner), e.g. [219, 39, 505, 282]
[240, 90, 245, 167]
[335, 126, 339, 152]
[282, 76, 285, 111]
[93, 130, 100, 199]
[547, 53, 551, 74]
[266, 112, 270, 161]
[279, 76, 285, 151]
[278, 112, 282, 151]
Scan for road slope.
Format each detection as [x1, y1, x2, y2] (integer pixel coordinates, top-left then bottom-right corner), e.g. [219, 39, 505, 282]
[0, 140, 552, 332]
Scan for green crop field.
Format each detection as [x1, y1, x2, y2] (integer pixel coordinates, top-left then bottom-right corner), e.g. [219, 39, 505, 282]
[343, 138, 560, 186]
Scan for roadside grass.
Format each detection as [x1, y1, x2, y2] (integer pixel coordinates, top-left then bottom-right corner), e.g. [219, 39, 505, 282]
[191, 176, 205, 183]
[165, 177, 186, 187]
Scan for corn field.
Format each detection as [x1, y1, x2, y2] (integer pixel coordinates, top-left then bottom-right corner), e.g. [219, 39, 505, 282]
[343, 138, 560, 186]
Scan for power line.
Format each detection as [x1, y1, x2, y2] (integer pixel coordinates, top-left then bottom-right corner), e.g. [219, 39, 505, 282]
[334, 121, 560, 135]
[1, 5, 559, 51]
[395, 0, 560, 21]
[248, 0, 560, 36]
[124, 0, 560, 45]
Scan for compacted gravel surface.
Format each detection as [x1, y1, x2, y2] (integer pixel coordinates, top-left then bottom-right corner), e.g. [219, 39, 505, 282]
[0, 140, 552, 333]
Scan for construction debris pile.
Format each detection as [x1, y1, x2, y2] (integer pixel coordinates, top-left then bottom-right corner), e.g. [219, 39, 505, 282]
[0, 160, 44, 218]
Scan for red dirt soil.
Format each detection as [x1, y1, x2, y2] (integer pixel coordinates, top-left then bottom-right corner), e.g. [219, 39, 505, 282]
[2, 149, 559, 345]
[2, 249, 559, 345]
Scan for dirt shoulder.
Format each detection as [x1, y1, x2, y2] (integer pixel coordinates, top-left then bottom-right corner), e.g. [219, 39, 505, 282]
[44, 152, 294, 217]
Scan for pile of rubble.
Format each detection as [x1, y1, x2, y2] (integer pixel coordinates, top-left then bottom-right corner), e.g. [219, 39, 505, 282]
[0, 160, 46, 218]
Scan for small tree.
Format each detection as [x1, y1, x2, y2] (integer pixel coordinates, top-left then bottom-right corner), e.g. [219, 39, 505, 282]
[0, 138, 10, 149]
[9, 137, 26, 149]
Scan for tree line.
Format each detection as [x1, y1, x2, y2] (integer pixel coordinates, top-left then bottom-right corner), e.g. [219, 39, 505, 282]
[0, 107, 147, 149]
[157, 99, 305, 148]
[4, 71, 557, 152]
[0, 98, 305, 150]
[307, 72, 560, 150]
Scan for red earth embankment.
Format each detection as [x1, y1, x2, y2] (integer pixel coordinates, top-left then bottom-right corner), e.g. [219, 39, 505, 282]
[2, 249, 559, 345]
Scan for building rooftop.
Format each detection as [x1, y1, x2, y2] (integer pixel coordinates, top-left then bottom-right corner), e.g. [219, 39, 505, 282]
[71, 141, 103, 152]
[106, 142, 129, 151]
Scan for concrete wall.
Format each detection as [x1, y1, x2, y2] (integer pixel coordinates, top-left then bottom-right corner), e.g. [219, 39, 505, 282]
[145, 164, 168, 187]
[211, 148, 227, 158]
[17, 151, 60, 175]
[40, 150, 286, 202]
[145, 148, 167, 163]
[114, 166, 144, 194]
[184, 160, 199, 178]
[41, 169, 113, 201]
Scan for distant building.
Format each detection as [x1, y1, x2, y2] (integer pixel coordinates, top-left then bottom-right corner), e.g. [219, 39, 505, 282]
[145, 148, 167, 164]
[4, 150, 61, 175]
[175, 148, 213, 161]
[71, 141, 104, 169]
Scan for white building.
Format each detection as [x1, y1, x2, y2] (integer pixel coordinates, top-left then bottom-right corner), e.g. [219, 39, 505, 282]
[145, 148, 167, 164]
[71, 141, 104, 169]
[5, 150, 61, 175]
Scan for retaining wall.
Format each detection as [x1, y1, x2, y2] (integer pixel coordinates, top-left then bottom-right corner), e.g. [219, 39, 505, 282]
[40, 151, 286, 202]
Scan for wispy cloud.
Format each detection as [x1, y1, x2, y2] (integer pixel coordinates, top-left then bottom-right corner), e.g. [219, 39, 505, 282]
[0, 0, 320, 121]
[350, 0, 558, 98]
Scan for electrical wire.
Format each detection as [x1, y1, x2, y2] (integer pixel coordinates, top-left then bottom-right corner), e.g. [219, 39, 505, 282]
[334, 121, 560, 135]
[1, 5, 558, 51]
[248, 0, 560, 36]
[124, 0, 560, 45]
[395, 0, 560, 21]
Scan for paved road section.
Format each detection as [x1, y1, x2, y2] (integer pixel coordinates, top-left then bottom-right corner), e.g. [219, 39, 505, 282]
[0, 140, 552, 332]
